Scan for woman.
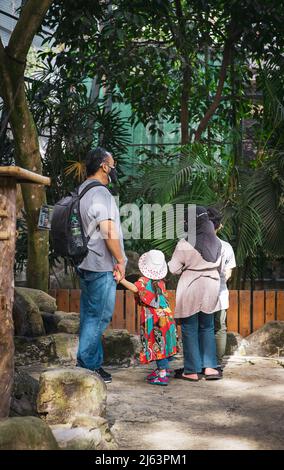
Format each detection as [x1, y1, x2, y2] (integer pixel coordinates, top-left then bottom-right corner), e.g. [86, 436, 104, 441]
[168, 206, 222, 381]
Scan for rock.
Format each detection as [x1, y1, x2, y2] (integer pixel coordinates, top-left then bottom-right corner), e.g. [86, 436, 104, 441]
[16, 287, 57, 313]
[51, 424, 102, 450]
[37, 368, 107, 425]
[13, 288, 45, 337]
[52, 333, 78, 362]
[51, 416, 117, 450]
[49, 262, 79, 289]
[42, 311, 79, 334]
[10, 369, 39, 417]
[0, 417, 59, 450]
[14, 333, 78, 366]
[57, 317, 80, 334]
[225, 332, 244, 356]
[41, 312, 61, 334]
[103, 329, 140, 366]
[241, 321, 284, 357]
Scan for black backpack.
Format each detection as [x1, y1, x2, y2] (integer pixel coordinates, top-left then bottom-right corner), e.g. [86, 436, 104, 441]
[51, 181, 106, 266]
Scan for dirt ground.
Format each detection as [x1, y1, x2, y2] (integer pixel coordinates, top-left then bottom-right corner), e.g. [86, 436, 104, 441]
[106, 356, 284, 450]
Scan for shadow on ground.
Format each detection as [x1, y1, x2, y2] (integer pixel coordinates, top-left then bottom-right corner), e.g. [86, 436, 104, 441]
[106, 357, 284, 450]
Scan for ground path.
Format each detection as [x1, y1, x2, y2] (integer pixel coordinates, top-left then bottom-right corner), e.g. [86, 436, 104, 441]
[107, 356, 284, 450]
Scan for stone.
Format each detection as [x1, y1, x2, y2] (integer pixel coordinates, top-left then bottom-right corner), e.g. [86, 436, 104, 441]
[14, 333, 78, 366]
[0, 417, 59, 450]
[37, 368, 107, 425]
[41, 312, 61, 334]
[49, 261, 79, 289]
[103, 329, 140, 366]
[51, 416, 118, 450]
[10, 369, 39, 417]
[42, 311, 80, 334]
[241, 321, 284, 357]
[13, 288, 45, 337]
[16, 287, 57, 313]
[57, 317, 80, 334]
[51, 424, 102, 450]
[52, 333, 78, 362]
[225, 332, 244, 356]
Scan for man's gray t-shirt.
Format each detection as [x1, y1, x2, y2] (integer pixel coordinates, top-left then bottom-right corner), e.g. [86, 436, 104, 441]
[78, 180, 125, 272]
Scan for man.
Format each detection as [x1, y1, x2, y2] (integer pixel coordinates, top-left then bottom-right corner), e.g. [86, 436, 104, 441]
[207, 207, 236, 367]
[77, 147, 126, 383]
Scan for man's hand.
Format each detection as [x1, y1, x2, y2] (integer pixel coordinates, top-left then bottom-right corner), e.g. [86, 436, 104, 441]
[114, 261, 125, 281]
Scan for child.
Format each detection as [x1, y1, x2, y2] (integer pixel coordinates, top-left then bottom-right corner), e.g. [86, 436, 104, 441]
[115, 249, 178, 386]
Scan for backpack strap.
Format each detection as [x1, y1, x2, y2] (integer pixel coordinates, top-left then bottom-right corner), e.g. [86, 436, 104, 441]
[77, 181, 110, 200]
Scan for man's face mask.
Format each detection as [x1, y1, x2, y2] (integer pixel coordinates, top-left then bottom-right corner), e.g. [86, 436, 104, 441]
[102, 160, 118, 184]
[108, 166, 118, 184]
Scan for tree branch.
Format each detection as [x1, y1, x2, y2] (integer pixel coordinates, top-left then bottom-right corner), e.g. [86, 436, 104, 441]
[0, 37, 7, 99]
[0, 36, 4, 54]
[194, 22, 242, 142]
[7, 0, 53, 63]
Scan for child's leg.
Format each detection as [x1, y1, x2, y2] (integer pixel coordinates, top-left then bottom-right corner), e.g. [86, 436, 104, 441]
[156, 358, 169, 374]
[148, 358, 169, 386]
[147, 358, 171, 381]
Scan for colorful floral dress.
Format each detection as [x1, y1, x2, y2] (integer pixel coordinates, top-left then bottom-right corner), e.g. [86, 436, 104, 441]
[134, 276, 178, 364]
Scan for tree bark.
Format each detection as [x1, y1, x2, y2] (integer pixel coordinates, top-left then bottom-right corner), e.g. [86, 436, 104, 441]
[8, 66, 49, 291]
[0, 178, 16, 418]
[0, 0, 53, 291]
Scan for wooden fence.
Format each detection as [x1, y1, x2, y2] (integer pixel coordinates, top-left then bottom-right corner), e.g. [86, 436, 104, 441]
[49, 289, 284, 337]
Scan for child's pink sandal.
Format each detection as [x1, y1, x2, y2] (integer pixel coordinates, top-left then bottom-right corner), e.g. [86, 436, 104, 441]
[146, 369, 172, 380]
[148, 375, 169, 386]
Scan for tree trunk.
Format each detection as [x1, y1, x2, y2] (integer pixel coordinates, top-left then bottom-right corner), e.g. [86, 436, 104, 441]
[0, 56, 49, 292]
[12, 82, 49, 291]
[0, 177, 16, 418]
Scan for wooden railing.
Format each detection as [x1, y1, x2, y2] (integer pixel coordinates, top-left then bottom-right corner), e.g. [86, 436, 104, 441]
[49, 289, 284, 337]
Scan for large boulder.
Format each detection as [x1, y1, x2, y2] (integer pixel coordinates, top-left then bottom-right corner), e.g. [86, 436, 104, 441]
[225, 332, 245, 356]
[51, 416, 117, 450]
[42, 311, 80, 335]
[13, 288, 45, 337]
[10, 369, 39, 417]
[14, 333, 78, 366]
[0, 417, 58, 450]
[37, 368, 106, 425]
[52, 333, 78, 362]
[57, 316, 80, 334]
[241, 321, 284, 356]
[103, 329, 140, 366]
[41, 312, 61, 334]
[17, 287, 57, 313]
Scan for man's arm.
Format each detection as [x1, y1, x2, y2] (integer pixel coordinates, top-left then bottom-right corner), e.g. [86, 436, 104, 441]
[225, 268, 233, 281]
[224, 243, 236, 281]
[100, 220, 125, 279]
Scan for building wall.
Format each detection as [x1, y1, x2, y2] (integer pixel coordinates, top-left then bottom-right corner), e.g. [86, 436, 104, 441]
[0, 0, 45, 47]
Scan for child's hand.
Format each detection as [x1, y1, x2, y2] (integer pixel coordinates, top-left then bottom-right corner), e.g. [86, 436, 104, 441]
[113, 269, 122, 283]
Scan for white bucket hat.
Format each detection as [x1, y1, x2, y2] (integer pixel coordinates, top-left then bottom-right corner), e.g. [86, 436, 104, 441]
[138, 249, 168, 280]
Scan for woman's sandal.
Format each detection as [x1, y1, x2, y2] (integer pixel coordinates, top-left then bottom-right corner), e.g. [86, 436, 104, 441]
[181, 375, 199, 382]
[204, 371, 223, 380]
[174, 369, 199, 382]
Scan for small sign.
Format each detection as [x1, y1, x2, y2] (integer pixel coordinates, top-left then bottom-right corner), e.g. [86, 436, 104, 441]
[38, 205, 54, 230]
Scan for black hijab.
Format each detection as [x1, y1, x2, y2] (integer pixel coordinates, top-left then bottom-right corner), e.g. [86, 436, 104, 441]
[185, 206, 222, 263]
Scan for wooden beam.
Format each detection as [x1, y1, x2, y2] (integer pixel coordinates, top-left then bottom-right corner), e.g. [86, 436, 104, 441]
[0, 166, 50, 186]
